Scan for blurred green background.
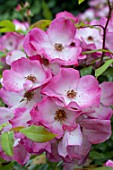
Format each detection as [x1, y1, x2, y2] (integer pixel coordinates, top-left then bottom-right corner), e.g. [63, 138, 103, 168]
[0, 0, 89, 23]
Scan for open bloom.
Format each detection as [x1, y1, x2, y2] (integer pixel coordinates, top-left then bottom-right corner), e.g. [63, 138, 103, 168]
[75, 26, 103, 50]
[24, 17, 82, 66]
[42, 68, 101, 109]
[30, 97, 81, 138]
[0, 32, 24, 51]
[2, 57, 51, 92]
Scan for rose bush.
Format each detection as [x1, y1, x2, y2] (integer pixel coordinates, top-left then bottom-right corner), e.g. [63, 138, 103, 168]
[0, 0, 113, 169]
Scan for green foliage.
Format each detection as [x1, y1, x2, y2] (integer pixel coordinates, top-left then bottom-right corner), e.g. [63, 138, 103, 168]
[0, 51, 5, 58]
[94, 167, 113, 170]
[95, 59, 113, 78]
[0, 20, 15, 32]
[19, 125, 56, 142]
[0, 162, 14, 170]
[0, 99, 5, 107]
[78, 0, 86, 5]
[31, 20, 51, 30]
[42, 0, 52, 20]
[0, 0, 89, 23]
[103, 67, 113, 81]
[80, 66, 93, 76]
[82, 49, 113, 55]
[0, 158, 63, 170]
[1, 131, 14, 156]
[0, 122, 9, 131]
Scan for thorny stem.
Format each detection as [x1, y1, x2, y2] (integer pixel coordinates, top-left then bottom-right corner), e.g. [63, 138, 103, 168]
[99, 0, 113, 66]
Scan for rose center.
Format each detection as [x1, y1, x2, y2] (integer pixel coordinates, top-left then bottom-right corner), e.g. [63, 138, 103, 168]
[87, 36, 94, 41]
[54, 43, 64, 51]
[54, 109, 66, 122]
[24, 91, 34, 101]
[9, 42, 13, 46]
[25, 75, 37, 83]
[20, 90, 34, 102]
[67, 89, 77, 99]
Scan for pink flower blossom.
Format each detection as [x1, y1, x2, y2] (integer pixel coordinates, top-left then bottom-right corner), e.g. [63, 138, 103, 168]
[100, 82, 113, 106]
[13, 19, 29, 32]
[30, 97, 80, 138]
[42, 68, 101, 109]
[2, 58, 51, 92]
[6, 50, 26, 65]
[105, 160, 113, 167]
[24, 18, 82, 66]
[76, 27, 103, 50]
[0, 32, 24, 51]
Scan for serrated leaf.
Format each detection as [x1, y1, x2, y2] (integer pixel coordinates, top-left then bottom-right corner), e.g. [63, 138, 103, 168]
[1, 131, 14, 156]
[78, 0, 85, 5]
[19, 125, 56, 142]
[31, 20, 51, 30]
[95, 59, 113, 78]
[0, 20, 15, 33]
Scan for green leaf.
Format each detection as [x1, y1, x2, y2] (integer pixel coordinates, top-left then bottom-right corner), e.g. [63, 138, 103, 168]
[19, 125, 56, 142]
[1, 131, 14, 156]
[78, 0, 85, 5]
[82, 49, 113, 55]
[95, 59, 113, 78]
[42, 0, 52, 20]
[0, 66, 3, 69]
[94, 167, 113, 170]
[0, 20, 15, 33]
[103, 67, 113, 81]
[0, 162, 13, 170]
[80, 66, 93, 76]
[31, 20, 51, 30]
[0, 51, 5, 58]
[0, 122, 9, 131]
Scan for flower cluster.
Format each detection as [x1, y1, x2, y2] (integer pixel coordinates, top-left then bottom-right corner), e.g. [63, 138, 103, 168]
[79, 0, 113, 21]
[0, 2, 113, 170]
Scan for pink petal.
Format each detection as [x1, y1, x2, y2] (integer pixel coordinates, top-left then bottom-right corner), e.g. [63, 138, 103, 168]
[42, 68, 80, 101]
[58, 126, 83, 158]
[80, 119, 111, 144]
[24, 28, 48, 56]
[100, 82, 113, 106]
[14, 144, 30, 165]
[76, 75, 101, 108]
[6, 50, 26, 65]
[47, 17, 76, 45]
[90, 104, 113, 120]
[105, 160, 113, 167]
[0, 88, 23, 107]
[0, 107, 13, 124]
